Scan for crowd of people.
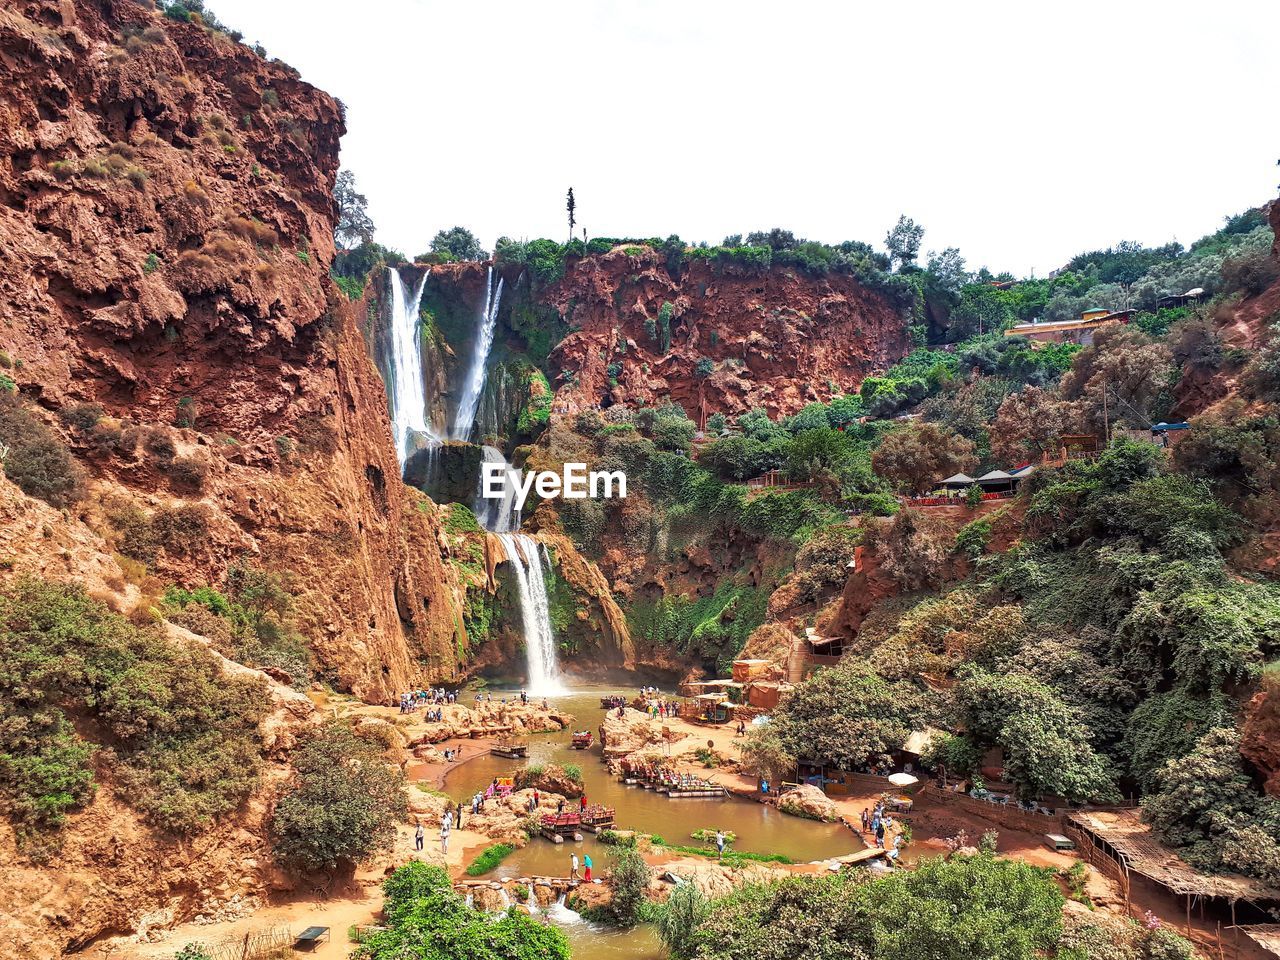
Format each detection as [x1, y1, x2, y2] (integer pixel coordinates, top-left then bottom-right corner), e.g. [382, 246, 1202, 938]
[399, 687, 457, 714]
[860, 800, 905, 861]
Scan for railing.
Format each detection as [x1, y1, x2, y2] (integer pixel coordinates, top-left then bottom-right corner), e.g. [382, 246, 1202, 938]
[907, 491, 1014, 507]
[197, 927, 293, 960]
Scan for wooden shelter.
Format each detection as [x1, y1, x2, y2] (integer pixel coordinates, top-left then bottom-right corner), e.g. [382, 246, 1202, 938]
[1065, 810, 1280, 937]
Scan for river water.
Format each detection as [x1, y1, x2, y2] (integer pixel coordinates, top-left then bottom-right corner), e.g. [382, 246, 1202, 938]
[442, 687, 860, 877]
[432, 686, 860, 957]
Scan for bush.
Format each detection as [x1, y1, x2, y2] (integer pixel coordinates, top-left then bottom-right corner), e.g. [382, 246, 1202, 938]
[168, 456, 209, 491]
[607, 846, 652, 926]
[690, 852, 1064, 960]
[271, 721, 407, 873]
[58, 403, 104, 431]
[465, 843, 516, 876]
[0, 392, 85, 507]
[774, 661, 923, 770]
[0, 579, 268, 847]
[354, 862, 569, 960]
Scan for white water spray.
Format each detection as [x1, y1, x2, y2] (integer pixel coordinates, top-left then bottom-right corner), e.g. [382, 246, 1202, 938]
[495, 532, 565, 695]
[474, 445, 519, 533]
[451, 266, 504, 441]
[446, 267, 563, 694]
[546, 893, 584, 925]
[386, 267, 433, 464]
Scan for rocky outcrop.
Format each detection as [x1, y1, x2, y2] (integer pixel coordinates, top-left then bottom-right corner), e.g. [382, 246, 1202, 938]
[777, 784, 838, 822]
[1241, 680, 1280, 798]
[543, 245, 910, 418]
[601, 707, 686, 764]
[656, 856, 791, 898]
[513, 764, 584, 799]
[0, 0, 469, 701]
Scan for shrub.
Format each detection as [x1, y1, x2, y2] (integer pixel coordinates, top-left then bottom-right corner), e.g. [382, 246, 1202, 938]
[58, 402, 104, 431]
[168, 455, 209, 491]
[354, 862, 569, 960]
[607, 846, 652, 926]
[0, 392, 85, 507]
[143, 426, 177, 464]
[0, 579, 268, 847]
[271, 721, 407, 873]
[464, 843, 516, 876]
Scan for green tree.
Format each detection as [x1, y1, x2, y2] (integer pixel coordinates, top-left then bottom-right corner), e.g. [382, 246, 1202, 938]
[689, 852, 1064, 960]
[428, 226, 486, 262]
[608, 846, 653, 926]
[656, 881, 711, 960]
[872, 422, 977, 495]
[736, 722, 796, 786]
[774, 661, 922, 769]
[953, 671, 1119, 803]
[1142, 726, 1280, 886]
[271, 721, 408, 873]
[334, 170, 375, 249]
[566, 186, 576, 241]
[885, 215, 924, 271]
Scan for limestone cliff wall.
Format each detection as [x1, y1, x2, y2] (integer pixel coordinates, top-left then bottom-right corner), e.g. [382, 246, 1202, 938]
[0, 0, 467, 700]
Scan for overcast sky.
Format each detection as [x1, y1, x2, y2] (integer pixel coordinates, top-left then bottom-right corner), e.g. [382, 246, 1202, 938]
[208, 0, 1277, 276]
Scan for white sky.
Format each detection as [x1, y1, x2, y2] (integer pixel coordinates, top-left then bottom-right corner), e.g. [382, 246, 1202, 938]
[208, 0, 1278, 276]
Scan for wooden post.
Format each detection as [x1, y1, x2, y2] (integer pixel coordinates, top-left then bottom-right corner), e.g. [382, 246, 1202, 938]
[1186, 893, 1192, 937]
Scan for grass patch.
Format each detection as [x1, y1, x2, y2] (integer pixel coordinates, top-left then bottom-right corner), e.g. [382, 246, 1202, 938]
[465, 843, 517, 876]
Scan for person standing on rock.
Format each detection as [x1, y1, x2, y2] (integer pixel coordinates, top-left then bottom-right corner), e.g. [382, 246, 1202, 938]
[583, 853, 593, 882]
[440, 812, 451, 856]
[570, 852, 580, 881]
[415, 821, 424, 851]
[715, 830, 726, 860]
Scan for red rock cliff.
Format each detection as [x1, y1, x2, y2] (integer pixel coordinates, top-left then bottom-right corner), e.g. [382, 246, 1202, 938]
[543, 245, 911, 418]
[0, 0, 466, 700]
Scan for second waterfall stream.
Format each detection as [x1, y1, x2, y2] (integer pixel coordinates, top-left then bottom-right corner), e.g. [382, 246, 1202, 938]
[396, 264, 564, 694]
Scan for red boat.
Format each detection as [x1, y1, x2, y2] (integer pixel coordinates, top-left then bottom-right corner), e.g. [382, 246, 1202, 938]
[571, 730, 593, 749]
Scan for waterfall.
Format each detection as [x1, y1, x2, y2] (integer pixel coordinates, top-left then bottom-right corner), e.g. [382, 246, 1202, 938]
[546, 893, 584, 926]
[495, 532, 565, 695]
[445, 265, 563, 695]
[386, 266, 435, 464]
[474, 445, 519, 533]
[450, 266, 504, 441]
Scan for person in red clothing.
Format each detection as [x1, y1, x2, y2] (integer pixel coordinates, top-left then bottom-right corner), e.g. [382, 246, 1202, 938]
[579, 794, 588, 812]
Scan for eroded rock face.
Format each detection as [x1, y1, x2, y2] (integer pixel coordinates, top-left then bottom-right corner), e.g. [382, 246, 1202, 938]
[540, 247, 910, 418]
[1241, 682, 1280, 798]
[0, 0, 469, 701]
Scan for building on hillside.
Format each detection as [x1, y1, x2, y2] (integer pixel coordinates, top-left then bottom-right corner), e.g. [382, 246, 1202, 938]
[1005, 306, 1134, 346]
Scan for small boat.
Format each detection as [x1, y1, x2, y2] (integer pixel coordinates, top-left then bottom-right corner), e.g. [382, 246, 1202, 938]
[490, 742, 528, 759]
[570, 731, 593, 749]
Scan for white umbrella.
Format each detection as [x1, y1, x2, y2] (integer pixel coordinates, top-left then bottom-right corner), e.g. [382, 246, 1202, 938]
[887, 772, 919, 788]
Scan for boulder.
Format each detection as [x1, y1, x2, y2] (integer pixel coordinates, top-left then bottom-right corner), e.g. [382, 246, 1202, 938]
[777, 784, 838, 822]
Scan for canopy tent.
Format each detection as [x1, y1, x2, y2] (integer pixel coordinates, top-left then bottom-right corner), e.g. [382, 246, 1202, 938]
[976, 469, 1020, 494]
[939, 473, 975, 489]
[1151, 422, 1190, 432]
